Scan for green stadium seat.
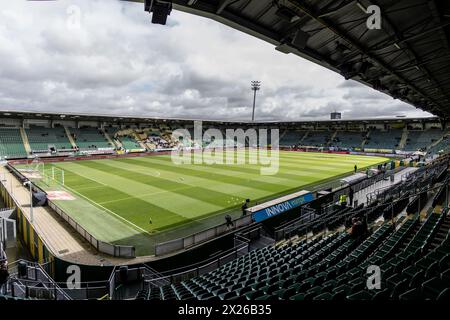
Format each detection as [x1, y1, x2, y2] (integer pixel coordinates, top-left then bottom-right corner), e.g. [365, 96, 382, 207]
[313, 292, 333, 300]
[422, 276, 450, 299]
[347, 290, 373, 300]
[371, 289, 390, 301]
[289, 293, 305, 300]
[399, 288, 424, 300]
[437, 288, 450, 301]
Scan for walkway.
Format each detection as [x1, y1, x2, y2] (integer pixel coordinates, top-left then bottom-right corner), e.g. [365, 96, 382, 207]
[352, 167, 418, 206]
[0, 165, 152, 266]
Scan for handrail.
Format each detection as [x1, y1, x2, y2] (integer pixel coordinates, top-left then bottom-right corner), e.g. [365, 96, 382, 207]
[281, 173, 446, 240]
[154, 213, 253, 256]
[149, 240, 249, 277]
[145, 241, 249, 287]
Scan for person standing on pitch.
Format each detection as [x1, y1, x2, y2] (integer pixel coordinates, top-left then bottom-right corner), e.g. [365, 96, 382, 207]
[354, 164, 358, 173]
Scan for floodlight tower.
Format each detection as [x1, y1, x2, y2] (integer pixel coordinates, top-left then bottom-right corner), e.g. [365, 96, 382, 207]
[251, 81, 261, 122]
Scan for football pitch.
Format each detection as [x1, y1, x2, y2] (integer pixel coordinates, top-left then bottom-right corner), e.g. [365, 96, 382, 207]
[17, 150, 388, 256]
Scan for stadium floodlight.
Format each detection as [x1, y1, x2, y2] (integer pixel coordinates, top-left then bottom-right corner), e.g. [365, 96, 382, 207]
[251, 81, 261, 122]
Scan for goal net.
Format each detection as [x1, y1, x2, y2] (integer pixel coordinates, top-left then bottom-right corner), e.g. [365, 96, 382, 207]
[25, 159, 65, 186]
[45, 166, 65, 186]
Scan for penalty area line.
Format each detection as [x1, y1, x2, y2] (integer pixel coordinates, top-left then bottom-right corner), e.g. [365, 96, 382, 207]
[52, 181, 153, 238]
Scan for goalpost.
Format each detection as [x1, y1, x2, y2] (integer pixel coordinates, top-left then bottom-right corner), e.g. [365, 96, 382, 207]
[48, 166, 65, 186]
[26, 158, 65, 186]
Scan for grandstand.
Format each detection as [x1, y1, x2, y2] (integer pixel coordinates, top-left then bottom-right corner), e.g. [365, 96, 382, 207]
[404, 129, 446, 152]
[70, 127, 113, 150]
[280, 130, 306, 146]
[1, 0, 450, 305]
[128, 161, 449, 301]
[363, 129, 403, 152]
[113, 129, 145, 151]
[0, 128, 27, 159]
[25, 126, 73, 153]
[331, 131, 365, 150]
[300, 131, 332, 148]
[428, 135, 450, 155]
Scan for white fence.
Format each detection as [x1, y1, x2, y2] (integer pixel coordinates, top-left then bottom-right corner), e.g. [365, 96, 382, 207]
[48, 201, 135, 258]
[154, 214, 253, 256]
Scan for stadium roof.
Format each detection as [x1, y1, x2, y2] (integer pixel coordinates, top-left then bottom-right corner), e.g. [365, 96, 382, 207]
[0, 109, 441, 125]
[125, 0, 450, 119]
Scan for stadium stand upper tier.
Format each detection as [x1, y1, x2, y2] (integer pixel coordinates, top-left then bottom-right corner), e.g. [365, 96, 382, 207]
[404, 129, 444, 152]
[280, 130, 306, 146]
[25, 126, 73, 153]
[280, 127, 449, 154]
[363, 129, 403, 151]
[300, 131, 332, 147]
[427, 135, 450, 155]
[70, 127, 113, 150]
[0, 115, 449, 159]
[0, 128, 27, 158]
[331, 131, 365, 150]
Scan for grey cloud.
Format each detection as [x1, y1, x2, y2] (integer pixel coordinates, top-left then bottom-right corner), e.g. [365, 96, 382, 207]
[0, 0, 433, 122]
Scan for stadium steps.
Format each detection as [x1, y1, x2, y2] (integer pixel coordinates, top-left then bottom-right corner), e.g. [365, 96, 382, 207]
[132, 130, 148, 150]
[64, 126, 77, 149]
[329, 130, 338, 146]
[399, 128, 409, 150]
[341, 210, 448, 300]
[396, 219, 423, 252]
[19, 127, 32, 155]
[361, 130, 370, 149]
[137, 163, 449, 301]
[111, 133, 123, 148]
[427, 133, 450, 154]
[429, 216, 450, 250]
[279, 129, 288, 141]
[101, 128, 118, 148]
[142, 211, 449, 300]
[299, 130, 309, 144]
[0, 128, 28, 158]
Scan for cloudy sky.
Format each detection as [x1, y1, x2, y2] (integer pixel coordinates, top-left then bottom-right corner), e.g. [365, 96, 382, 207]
[0, 0, 432, 121]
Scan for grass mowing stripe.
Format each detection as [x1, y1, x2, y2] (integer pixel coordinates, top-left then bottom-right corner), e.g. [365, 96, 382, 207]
[56, 165, 191, 232]
[58, 161, 223, 214]
[24, 151, 390, 256]
[58, 176, 153, 237]
[133, 155, 333, 182]
[141, 154, 374, 181]
[105, 159, 271, 199]
[80, 160, 251, 209]
[117, 157, 297, 192]
[129, 155, 300, 186]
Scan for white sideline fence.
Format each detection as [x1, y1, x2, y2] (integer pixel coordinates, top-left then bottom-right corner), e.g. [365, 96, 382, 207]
[48, 201, 135, 258]
[154, 214, 253, 256]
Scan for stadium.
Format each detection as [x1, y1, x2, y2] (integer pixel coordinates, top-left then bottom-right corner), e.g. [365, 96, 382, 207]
[0, 0, 450, 306]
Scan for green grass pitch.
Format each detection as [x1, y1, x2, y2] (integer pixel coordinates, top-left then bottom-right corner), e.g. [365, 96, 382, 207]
[18, 150, 388, 256]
